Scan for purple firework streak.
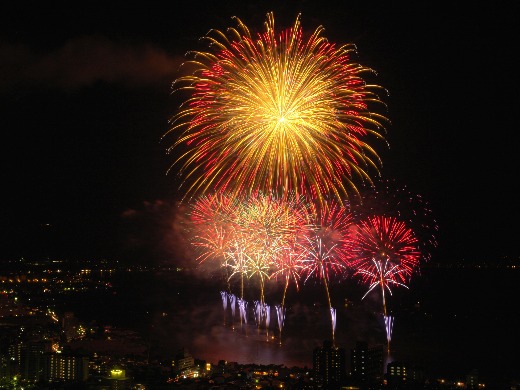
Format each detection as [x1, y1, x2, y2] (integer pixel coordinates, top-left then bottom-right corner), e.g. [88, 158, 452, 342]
[384, 315, 394, 352]
[275, 304, 286, 345]
[238, 298, 248, 325]
[264, 303, 271, 340]
[220, 291, 228, 325]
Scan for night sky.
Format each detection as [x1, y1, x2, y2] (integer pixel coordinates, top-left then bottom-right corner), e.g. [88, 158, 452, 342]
[1, 1, 518, 264]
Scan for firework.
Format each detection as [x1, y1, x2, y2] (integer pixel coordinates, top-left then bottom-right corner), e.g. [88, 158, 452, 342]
[189, 192, 239, 280]
[165, 12, 389, 206]
[275, 305, 286, 342]
[220, 291, 228, 310]
[245, 242, 274, 303]
[351, 215, 420, 352]
[263, 195, 309, 344]
[238, 297, 248, 327]
[235, 192, 304, 248]
[236, 193, 301, 310]
[270, 247, 306, 307]
[225, 234, 251, 300]
[353, 178, 438, 262]
[384, 315, 394, 352]
[351, 215, 421, 280]
[299, 201, 355, 345]
[254, 300, 263, 327]
[355, 257, 409, 320]
[220, 291, 228, 325]
[191, 191, 309, 317]
[301, 201, 356, 277]
[229, 293, 237, 323]
[330, 307, 337, 337]
[264, 303, 271, 340]
[299, 201, 355, 285]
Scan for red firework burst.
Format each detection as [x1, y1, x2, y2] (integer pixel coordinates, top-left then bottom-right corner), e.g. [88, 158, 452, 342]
[351, 215, 421, 278]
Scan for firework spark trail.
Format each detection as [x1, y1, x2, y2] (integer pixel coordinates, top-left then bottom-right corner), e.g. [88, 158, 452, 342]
[384, 315, 394, 352]
[257, 193, 309, 342]
[244, 247, 272, 314]
[233, 194, 303, 328]
[225, 235, 251, 301]
[275, 306, 285, 328]
[271, 249, 305, 307]
[351, 215, 420, 351]
[191, 225, 229, 266]
[220, 291, 228, 310]
[330, 307, 337, 341]
[165, 12, 389, 206]
[235, 193, 303, 250]
[301, 235, 340, 345]
[264, 303, 271, 341]
[353, 178, 438, 262]
[238, 298, 248, 328]
[351, 215, 421, 282]
[275, 305, 285, 335]
[254, 300, 263, 327]
[229, 293, 236, 324]
[299, 201, 354, 345]
[191, 192, 305, 304]
[356, 257, 409, 316]
[237, 193, 304, 307]
[220, 291, 228, 325]
[189, 192, 238, 269]
[190, 192, 237, 228]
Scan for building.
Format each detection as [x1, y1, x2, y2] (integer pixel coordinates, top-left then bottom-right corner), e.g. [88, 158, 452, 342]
[350, 341, 384, 386]
[172, 348, 197, 378]
[103, 366, 132, 390]
[43, 349, 89, 382]
[61, 312, 85, 341]
[466, 369, 478, 390]
[0, 354, 12, 383]
[313, 340, 346, 389]
[8, 341, 47, 382]
[386, 361, 426, 387]
[387, 361, 408, 386]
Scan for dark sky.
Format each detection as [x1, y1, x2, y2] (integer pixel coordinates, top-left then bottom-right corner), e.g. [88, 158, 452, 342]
[1, 1, 518, 264]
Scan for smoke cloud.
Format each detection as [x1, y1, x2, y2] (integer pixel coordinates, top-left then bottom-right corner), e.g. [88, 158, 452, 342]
[0, 36, 183, 90]
[119, 199, 194, 266]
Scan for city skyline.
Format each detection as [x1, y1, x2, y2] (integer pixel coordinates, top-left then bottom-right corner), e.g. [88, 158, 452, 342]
[0, 257, 517, 388]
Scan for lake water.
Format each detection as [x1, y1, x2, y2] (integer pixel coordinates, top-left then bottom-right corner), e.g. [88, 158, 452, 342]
[60, 265, 519, 387]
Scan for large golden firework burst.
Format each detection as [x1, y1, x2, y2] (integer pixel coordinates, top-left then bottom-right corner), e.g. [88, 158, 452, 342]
[165, 12, 389, 205]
